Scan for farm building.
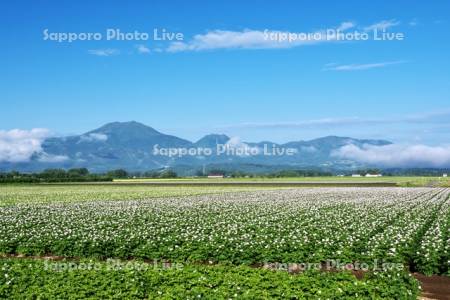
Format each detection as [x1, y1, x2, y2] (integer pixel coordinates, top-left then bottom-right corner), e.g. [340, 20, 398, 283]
[207, 174, 224, 178]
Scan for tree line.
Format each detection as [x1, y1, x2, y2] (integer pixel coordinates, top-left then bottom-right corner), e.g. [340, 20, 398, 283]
[0, 168, 179, 183]
[0, 168, 112, 183]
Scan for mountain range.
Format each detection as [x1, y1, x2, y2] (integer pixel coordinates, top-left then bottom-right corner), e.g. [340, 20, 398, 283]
[0, 121, 392, 174]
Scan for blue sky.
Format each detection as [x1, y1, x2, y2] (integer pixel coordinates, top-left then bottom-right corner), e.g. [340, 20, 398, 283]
[1, 0, 450, 144]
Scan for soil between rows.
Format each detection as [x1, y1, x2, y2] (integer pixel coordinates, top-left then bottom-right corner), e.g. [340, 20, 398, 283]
[414, 273, 450, 300]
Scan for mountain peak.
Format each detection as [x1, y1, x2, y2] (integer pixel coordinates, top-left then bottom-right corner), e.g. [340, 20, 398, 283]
[83, 121, 174, 147]
[90, 121, 161, 135]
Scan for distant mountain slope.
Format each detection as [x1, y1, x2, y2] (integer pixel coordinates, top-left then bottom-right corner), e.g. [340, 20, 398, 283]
[0, 121, 392, 172]
[87, 121, 192, 148]
[194, 134, 230, 147]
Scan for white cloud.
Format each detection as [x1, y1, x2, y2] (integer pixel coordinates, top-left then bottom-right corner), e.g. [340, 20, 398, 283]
[324, 61, 406, 71]
[166, 20, 406, 52]
[167, 30, 276, 52]
[167, 22, 355, 52]
[333, 144, 450, 168]
[364, 19, 400, 31]
[337, 22, 356, 31]
[88, 49, 119, 56]
[136, 44, 150, 54]
[79, 133, 108, 143]
[223, 136, 260, 156]
[0, 128, 50, 163]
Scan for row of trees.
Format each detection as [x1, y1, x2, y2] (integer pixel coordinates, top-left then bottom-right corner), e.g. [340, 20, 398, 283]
[0, 168, 179, 183]
[0, 168, 335, 183]
[3, 167, 447, 184]
[0, 168, 112, 183]
[110, 169, 178, 179]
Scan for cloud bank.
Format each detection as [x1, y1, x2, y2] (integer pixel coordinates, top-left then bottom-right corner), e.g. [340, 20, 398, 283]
[0, 128, 69, 164]
[333, 144, 450, 168]
[0, 128, 50, 163]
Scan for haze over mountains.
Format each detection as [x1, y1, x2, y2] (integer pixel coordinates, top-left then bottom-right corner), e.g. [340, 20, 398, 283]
[0, 121, 394, 173]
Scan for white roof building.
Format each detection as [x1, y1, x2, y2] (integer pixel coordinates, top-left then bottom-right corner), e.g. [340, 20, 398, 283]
[208, 174, 224, 178]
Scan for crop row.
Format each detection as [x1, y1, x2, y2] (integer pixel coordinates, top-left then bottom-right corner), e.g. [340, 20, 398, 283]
[0, 258, 420, 299]
[1, 187, 449, 276]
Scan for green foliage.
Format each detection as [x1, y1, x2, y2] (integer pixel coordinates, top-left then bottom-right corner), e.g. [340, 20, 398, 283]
[0, 184, 272, 206]
[0, 259, 419, 299]
[1, 187, 449, 276]
[106, 169, 129, 179]
[159, 170, 178, 178]
[0, 169, 112, 183]
[67, 168, 89, 177]
[1, 186, 447, 298]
